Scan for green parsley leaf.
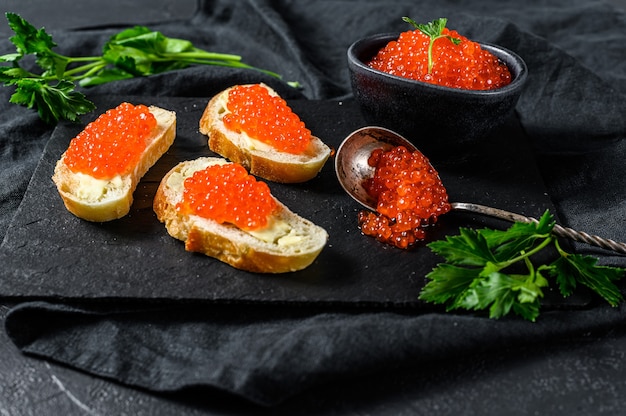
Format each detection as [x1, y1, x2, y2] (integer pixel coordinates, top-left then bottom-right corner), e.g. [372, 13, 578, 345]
[1, 13, 299, 124]
[481, 213, 555, 262]
[551, 253, 624, 306]
[10, 78, 95, 123]
[421, 263, 482, 304]
[420, 210, 626, 321]
[0, 52, 22, 63]
[0, 66, 30, 84]
[462, 272, 534, 320]
[428, 227, 495, 267]
[6, 12, 56, 57]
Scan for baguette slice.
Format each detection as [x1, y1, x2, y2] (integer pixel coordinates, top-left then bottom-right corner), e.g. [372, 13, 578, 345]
[52, 105, 176, 222]
[153, 157, 328, 273]
[199, 83, 331, 183]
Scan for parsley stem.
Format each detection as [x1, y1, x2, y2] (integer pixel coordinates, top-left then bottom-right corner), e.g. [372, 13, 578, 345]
[159, 51, 244, 61]
[64, 56, 102, 63]
[427, 36, 443, 73]
[184, 59, 283, 78]
[74, 62, 108, 80]
[523, 255, 535, 277]
[553, 238, 570, 259]
[427, 38, 435, 73]
[63, 60, 105, 78]
[496, 235, 554, 270]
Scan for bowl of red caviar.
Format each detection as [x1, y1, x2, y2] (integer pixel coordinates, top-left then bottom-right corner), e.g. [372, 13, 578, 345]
[347, 18, 527, 154]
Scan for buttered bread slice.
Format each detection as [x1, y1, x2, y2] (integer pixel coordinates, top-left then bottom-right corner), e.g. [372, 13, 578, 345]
[153, 157, 328, 273]
[52, 103, 176, 222]
[199, 83, 331, 183]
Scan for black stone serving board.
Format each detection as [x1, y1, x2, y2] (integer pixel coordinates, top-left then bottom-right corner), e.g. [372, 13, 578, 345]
[0, 95, 577, 308]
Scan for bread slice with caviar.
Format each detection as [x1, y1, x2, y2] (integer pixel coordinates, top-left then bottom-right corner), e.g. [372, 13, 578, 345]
[153, 156, 328, 273]
[52, 103, 176, 222]
[199, 83, 331, 183]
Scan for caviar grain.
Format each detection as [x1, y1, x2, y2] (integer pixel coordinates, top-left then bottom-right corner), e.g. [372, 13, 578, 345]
[177, 163, 277, 231]
[368, 28, 511, 90]
[359, 146, 451, 249]
[64, 102, 156, 179]
[223, 84, 312, 154]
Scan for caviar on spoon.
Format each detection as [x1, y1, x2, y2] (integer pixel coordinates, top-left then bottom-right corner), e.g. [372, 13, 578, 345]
[334, 126, 626, 254]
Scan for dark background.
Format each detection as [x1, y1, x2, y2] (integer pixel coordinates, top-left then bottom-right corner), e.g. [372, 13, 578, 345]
[1, 0, 626, 415]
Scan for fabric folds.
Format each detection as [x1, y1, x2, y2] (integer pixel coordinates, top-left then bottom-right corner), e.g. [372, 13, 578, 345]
[1, 0, 626, 407]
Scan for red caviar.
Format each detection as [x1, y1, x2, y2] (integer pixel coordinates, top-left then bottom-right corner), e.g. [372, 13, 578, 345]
[222, 84, 312, 154]
[177, 163, 277, 231]
[63, 102, 156, 179]
[358, 146, 451, 249]
[368, 28, 511, 90]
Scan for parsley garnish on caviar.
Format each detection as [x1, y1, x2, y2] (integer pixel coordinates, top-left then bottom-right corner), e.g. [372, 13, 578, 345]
[0, 13, 299, 124]
[402, 17, 461, 73]
[419, 210, 625, 321]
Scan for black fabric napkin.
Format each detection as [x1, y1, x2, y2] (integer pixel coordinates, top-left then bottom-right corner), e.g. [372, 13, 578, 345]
[2, 0, 626, 407]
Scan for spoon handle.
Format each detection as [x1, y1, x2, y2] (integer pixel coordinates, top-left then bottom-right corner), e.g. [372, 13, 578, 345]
[451, 202, 626, 255]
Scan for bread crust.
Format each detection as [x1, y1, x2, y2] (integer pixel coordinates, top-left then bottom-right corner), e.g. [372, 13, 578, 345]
[52, 105, 176, 222]
[153, 157, 328, 273]
[199, 84, 331, 183]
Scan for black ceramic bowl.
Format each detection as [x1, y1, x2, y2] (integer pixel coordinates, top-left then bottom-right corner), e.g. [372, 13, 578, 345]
[347, 33, 528, 154]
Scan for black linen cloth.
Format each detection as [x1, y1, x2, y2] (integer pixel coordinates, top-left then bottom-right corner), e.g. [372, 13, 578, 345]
[2, 0, 626, 407]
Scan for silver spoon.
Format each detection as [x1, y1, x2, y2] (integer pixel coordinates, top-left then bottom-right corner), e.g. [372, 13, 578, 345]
[335, 126, 626, 255]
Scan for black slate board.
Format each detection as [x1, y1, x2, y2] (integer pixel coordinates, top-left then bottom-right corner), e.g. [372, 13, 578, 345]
[0, 95, 564, 308]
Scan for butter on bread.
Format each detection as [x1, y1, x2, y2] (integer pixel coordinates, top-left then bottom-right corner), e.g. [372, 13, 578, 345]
[153, 157, 328, 273]
[52, 105, 176, 222]
[199, 83, 331, 183]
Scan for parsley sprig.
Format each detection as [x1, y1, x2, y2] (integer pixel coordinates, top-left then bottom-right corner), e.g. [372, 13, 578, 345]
[0, 13, 298, 124]
[419, 211, 625, 321]
[403, 17, 461, 73]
